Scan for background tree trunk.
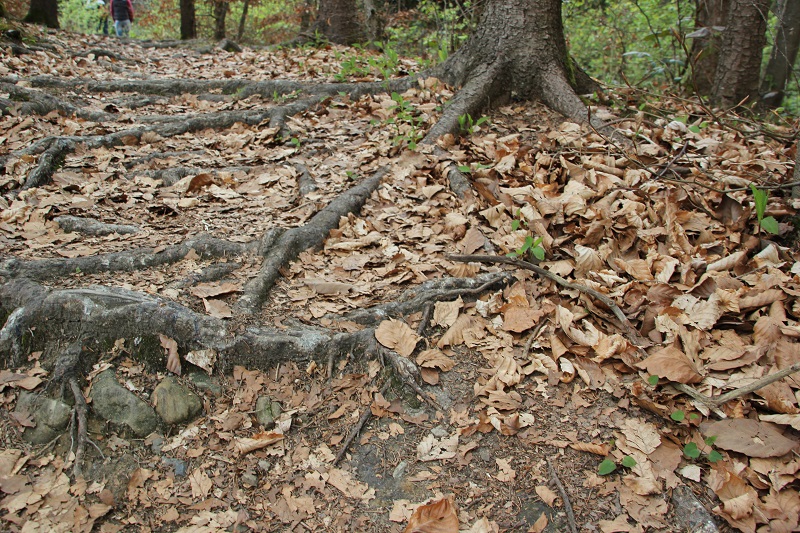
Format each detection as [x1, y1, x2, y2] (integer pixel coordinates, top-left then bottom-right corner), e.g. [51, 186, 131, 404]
[761, 0, 800, 108]
[311, 0, 365, 45]
[237, 0, 251, 41]
[711, 0, 769, 107]
[180, 0, 197, 40]
[23, 0, 59, 28]
[213, 0, 228, 40]
[689, 0, 730, 95]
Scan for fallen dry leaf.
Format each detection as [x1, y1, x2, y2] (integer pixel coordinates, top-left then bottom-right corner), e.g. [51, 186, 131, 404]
[404, 498, 459, 533]
[376, 319, 420, 357]
[700, 419, 798, 458]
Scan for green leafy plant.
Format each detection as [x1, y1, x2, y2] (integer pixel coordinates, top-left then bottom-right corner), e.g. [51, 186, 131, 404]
[598, 455, 637, 476]
[749, 184, 780, 235]
[457, 113, 489, 135]
[507, 211, 545, 261]
[683, 437, 723, 463]
[385, 92, 425, 150]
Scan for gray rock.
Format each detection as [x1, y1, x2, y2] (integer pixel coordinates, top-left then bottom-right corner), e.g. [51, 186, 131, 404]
[255, 396, 282, 429]
[187, 371, 222, 396]
[152, 376, 203, 425]
[162, 457, 188, 477]
[90, 369, 159, 437]
[241, 470, 258, 488]
[16, 391, 72, 444]
[672, 485, 720, 533]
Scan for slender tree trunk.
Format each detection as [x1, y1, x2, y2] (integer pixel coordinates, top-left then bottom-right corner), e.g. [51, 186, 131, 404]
[311, 0, 365, 45]
[711, 0, 769, 107]
[689, 0, 730, 95]
[213, 1, 228, 40]
[180, 0, 197, 40]
[23, 0, 59, 28]
[761, 0, 800, 108]
[237, 0, 251, 41]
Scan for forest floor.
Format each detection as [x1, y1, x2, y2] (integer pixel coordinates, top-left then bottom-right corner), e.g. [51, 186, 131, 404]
[0, 23, 799, 533]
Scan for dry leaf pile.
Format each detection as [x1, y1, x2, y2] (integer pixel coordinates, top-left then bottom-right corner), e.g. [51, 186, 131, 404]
[0, 24, 799, 533]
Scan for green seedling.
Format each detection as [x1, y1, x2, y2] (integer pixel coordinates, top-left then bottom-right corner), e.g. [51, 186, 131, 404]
[598, 455, 636, 476]
[457, 113, 489, 135]
[507, 211, 545, 261]
[683, 437, 723, 463]
[749, 184, 780, 235]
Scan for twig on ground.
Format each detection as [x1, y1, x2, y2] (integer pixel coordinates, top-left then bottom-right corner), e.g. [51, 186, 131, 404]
[546, 456, 578, 533]
[68, 377, 89, 478]
[673, 362, 800, 408]
[447, 254, 649, 352]
[521, 321, 547, 360]
[417, 303, 433, 336]
[334, 380, 391, 465]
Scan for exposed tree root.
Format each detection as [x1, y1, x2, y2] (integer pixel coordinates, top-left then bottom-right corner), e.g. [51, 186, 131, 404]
[0, 233, 254, 280]
[448, 254, 650, 355]
[339, 271, 512, 326]
[237, 168, 387, 313]
[54, 216, 141, 236]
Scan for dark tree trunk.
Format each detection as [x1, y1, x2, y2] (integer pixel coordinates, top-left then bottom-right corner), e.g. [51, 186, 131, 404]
[23, 0, 59, 28]
[213, 1, 228, 40]
[430, 0, 599, 131]
[180, 0, 197, 40]
[311, 0, 364, 45]
[761, 0, 800, 108]
[689, 0, 730, 95]
[711, 0, 769, 107]
[237, 0, 251, 41]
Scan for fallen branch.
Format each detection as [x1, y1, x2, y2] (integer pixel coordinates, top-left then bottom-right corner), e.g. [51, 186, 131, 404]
[546, 457, 578, 533]
[673, 362, 800, 408]
[447, 254, 650, 350]
[334, 380, 391, 465]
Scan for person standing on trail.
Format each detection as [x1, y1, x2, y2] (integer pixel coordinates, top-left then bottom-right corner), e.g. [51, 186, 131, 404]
[109, 0, 134, 38]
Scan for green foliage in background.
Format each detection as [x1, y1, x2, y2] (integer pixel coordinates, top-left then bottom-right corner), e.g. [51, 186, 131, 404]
[384, 0, 476, 66]
[563, 0, 694, 90]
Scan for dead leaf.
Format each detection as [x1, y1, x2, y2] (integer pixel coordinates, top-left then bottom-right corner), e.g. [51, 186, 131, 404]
[404, 498, 459, 533]
[376, 319, 420, 357]
[160, 334, 181, 376]
[700, 419, 798, 458]
[203, 298, 233, 318]
[636, 346, 702, 384]
[535, 485, 558, 507]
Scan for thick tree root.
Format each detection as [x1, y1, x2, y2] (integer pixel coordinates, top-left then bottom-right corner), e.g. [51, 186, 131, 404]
[0, 233, 255, 280]
[237, 168, 388, 313]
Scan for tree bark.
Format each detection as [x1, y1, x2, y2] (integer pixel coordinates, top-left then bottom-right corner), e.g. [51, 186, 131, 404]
[689, 0, 730, 95]
[432, 0, 598, 125]
[310, 0, 365, 45]
[213, 1, 228, 40]
[237, 0, 251, 41]
[711, 0, 769, 108]
[761, 0, 800, 108]
[180, 0, 197, 40]
[23, 0, 59, 28]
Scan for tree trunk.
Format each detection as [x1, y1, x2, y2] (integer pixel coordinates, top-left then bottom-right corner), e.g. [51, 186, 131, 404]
[237, 0, 251, 41]
[431, 0, 598, 129]
[213, 1, 228, 40]
[180, 0, 197, 40]
[761, 0, 800, 108]
[311, 0, 365, 45]
[711, 0, 769, 108]
[689, 0, 730, 95]
[22, 0, 59, 28]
